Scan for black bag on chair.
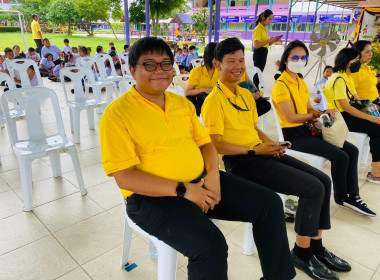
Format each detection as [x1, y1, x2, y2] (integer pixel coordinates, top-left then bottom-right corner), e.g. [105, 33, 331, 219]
[186, 94, 207, 117]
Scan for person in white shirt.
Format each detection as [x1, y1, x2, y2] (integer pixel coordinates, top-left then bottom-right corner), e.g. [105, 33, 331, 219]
[314, 65, 333, 112]
[41, 38, 64, 65]
[174, 48, 183, 65]
[39, 53, 55, 76]
[2, 48, 14, 75]
[63, 39, 72, 54]
[107, 42, 118, 56]
[120, 44, 129, 56]
[48, 61, 70, 82]
[26, 47, 41, 63]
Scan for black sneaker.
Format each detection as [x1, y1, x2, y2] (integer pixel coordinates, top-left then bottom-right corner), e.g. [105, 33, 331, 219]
[340, 196, 376, 217]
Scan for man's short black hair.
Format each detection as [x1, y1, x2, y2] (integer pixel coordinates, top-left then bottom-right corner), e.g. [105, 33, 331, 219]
[72, 46, 78, 51]
[323, 65, 333, 72]
[128, 37, 174, 68]
[109, 42, 114, 46]
[124, 44, 129, 50]
[44, 52, 53, 59]
[28, 47, 35, 52]
[189, 45, 196, 51]
[111, 46, 116, 50]
[96, 45, 103, 53]
[43, 38, 49, 42]
[4, 48, 13, 54]
[333, 48, 361, 73]
[215, 37, 245, 62]
[64, 39, 69, 43]
[115, 63, 121, 70]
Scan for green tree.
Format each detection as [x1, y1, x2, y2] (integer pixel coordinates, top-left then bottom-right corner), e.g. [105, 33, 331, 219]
[14, 0, 52, 24]
[47, 0, 81, 35]
[129, 0, 145, 26]
[74, 0, 108, 35]
[191, 7, 210, 42]
[105, 0, 123, 40]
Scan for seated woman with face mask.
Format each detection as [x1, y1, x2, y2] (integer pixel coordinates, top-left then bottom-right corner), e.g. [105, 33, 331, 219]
[271, 41, 375, 217]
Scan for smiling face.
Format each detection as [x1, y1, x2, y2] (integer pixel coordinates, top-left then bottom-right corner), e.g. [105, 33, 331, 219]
[130, 52, 173, 96]
[262, 14, 274, 26]
[217, 50, 246, 84]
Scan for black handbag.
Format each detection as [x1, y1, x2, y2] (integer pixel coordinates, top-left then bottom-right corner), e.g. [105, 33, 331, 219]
[186, 93, 207, 117]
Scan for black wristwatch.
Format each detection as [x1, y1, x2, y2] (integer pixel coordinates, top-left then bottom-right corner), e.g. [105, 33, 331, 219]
[248, 149, 256, 156]
[176, 182, 186, 198]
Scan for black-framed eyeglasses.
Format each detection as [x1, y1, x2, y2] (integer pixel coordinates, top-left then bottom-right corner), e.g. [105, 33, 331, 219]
[217, 83, 250, 111]
[290, 55, 308, 62]
[136, 61, 173, 72]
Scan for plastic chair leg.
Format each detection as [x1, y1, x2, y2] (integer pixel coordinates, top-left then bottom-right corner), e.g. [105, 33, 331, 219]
[49, 154, 62, 177]
[87, 108, 95, 130]
[19, 158, 33, 211]
[121, 216, 133, 267]
[72, 110, 81, 144]
[69, 109, 74, 133]
[156, 241, 178, 280]
[261, 113, 268, 133]
[68, 147, 87, 195]
[243, 223, 256, 255]
[363, 138, 370, 166]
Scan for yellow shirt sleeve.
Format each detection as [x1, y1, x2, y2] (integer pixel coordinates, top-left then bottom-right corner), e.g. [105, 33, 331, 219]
[99, 113, 141, 177]
[272, 81, 291, 103]
[202, 93, 225, 135]
[186, 99, 212, 146]
[188, 67, 201, 86]
[253, 27, 262, 42]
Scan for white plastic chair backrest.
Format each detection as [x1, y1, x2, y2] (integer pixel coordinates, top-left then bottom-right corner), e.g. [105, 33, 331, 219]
[0, 72, 16, 90]
[121, 63, 132, 78]
[269, 100, 285, 141]
[8, 59, 43, 88]
[248, 66, 265, 92]
[173, 63, 180, 75]
[1, 87, 66, 145]
[119, 53, 129, 64]
[191, 58, 203, 68]
[92, 53, 117, 79]
[119, 77, 136, 94]
[76, 56, 95, 69]
[60, 67, 99, 104]
[173, 74, 189, 97]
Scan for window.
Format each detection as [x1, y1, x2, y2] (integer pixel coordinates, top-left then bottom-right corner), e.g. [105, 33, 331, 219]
[296, 23, 306, 32]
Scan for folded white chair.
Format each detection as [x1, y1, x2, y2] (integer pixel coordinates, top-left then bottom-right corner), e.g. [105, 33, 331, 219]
[8, 59, 43, 88]
[60, 67, 107, 144]
[1, 87, 87, 211]
[120, 195, 178, 280]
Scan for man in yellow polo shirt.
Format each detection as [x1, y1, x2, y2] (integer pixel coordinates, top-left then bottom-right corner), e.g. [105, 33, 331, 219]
[31, 14, 43, 55]
[202, 37, 346, 280]
[99, 37, 295, 280]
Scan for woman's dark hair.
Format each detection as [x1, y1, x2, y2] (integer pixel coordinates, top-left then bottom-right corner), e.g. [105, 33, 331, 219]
[353, 40, 371, 53]
[256, 9, 273, 26]
[44, 53, 53, 59]
[203, 42, 217, 70]
[278, 40, 309, 72]
[128, 37, 174, 68]
[96, 45, 103, 53]
[333, 48, 361, 73]
[323, 65, 333, 72]
[215, 37, 245, 62]
[79, 46, 87, 54]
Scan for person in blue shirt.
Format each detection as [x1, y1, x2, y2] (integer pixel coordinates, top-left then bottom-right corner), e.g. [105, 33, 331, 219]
[41, 38, 64, 65]
[185, 45, 198, 71]
[314, 65, 333, 112]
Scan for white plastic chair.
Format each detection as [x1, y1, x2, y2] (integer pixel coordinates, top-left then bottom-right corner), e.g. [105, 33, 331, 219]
[119, 77, 136, 95]
[92, 53, 123, 83]
[76, 56, 115, 105]
[1, 87, 87, 211]
[347, 132, 371, 169]
[270, 100, 328, 170]
[8, 59, 44, 88]
[191, 58, 203, 68]
[172, 74, 189, 97]
[119, 53, 129, 65]
[172, 63, 180, 75]
[121, 63, 132, 78]
[60, 67, 107, 144]
[120, 195, 178, 280]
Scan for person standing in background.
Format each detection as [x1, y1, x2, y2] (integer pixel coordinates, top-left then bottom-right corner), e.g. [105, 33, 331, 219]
[31, 14, 43, 56]
[252, 9, 281, 88]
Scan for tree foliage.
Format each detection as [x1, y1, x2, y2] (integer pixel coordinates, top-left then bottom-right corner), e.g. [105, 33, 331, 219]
[129, 0, 145, 25]
[191, 7, 210, 41]
[48, 0, 81, 35]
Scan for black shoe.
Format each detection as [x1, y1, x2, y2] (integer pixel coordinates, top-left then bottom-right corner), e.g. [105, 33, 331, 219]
[291, 251, 339, 280]
[315, 248, 351, 272]
[340, 196, 376, 217]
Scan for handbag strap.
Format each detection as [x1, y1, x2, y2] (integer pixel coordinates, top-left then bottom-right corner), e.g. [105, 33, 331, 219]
[332, 76, 355, 102]
[276, 80, 298, 114]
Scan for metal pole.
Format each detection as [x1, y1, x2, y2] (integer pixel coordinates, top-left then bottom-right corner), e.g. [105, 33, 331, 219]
[303, 0, 311, 41]
[284, 0, 294, 46]
[124, 0, 130, 45]
[208, 0, 213, 43]
[253, 0, 259, 29]
[312, 0, 320, 35]
[18, 12, 27, 52]
[145, 0, 150, 36]
[214, 0, 221, 42]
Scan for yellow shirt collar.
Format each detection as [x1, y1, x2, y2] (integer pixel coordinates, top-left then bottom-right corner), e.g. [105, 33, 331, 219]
[281, 70, 300, 85]
[217, 79, 243, 98]
[129, 85, 174, 110]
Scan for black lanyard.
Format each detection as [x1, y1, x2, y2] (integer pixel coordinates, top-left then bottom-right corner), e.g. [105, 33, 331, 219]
[216, 83, 250, 111]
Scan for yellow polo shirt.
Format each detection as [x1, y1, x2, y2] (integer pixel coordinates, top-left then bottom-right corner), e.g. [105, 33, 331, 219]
[324, 72, 357, 112]
[100, 86, 211, 199]
[253, 22, 269, 48]
[201, 80, 262, 148]
[351, 64, 379, 102]
[188, 65, 220, 89]
[31, 20, 41, 39]
[271, 71, 310, 128]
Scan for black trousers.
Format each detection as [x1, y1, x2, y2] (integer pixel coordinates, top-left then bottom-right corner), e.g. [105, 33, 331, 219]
[341, 111, 380, 162]
[253, 47, 268, 88]
[127, 171, 296, 280]
[223, 154, 331, 237]
[34, 39, 44, 56]
[283, 125, 360, 201]
[256, 96, 272, 116]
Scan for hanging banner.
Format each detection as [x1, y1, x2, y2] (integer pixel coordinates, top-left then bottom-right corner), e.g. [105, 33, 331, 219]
[272, 15, 288, 23]
[319, 14, 351, 24]
[221, 16, 240, 23]
[241, 15, 256, 23]
[291, 15, 315, 24]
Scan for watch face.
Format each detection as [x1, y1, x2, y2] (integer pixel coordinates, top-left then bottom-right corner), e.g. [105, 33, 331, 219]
[176, 183, 186, 197]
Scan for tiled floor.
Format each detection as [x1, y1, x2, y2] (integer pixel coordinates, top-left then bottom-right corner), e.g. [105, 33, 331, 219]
[1, 45, 380, 280]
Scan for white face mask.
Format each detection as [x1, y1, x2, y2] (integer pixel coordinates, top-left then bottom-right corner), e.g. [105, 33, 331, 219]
[287, 60, 306, 74]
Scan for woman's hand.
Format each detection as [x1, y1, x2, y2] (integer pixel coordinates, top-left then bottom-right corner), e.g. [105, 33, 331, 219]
[324, 109, 337, 118]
